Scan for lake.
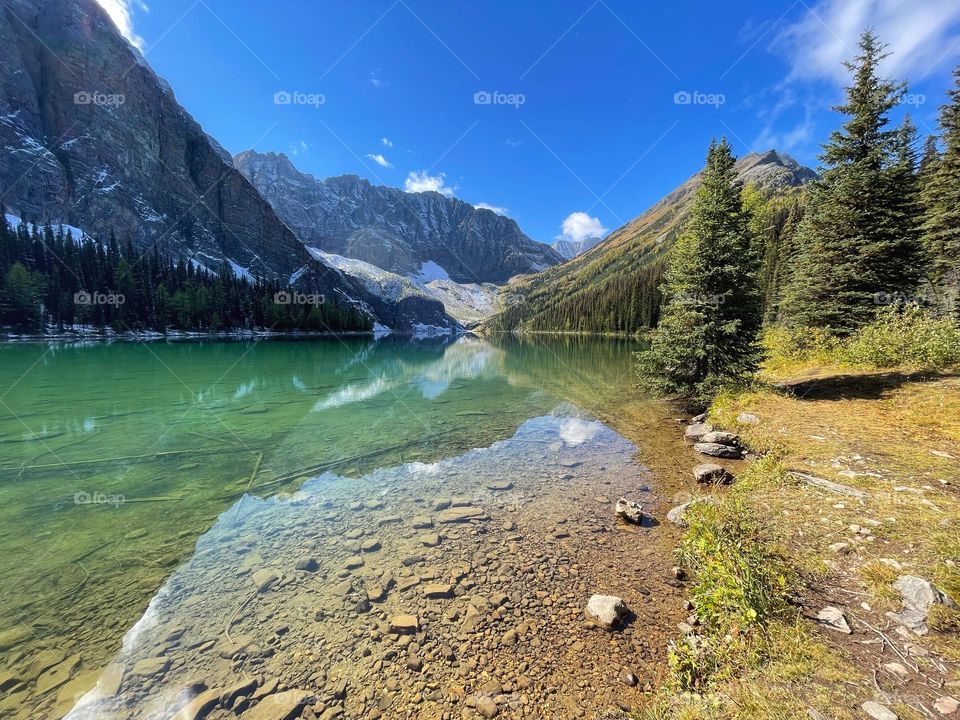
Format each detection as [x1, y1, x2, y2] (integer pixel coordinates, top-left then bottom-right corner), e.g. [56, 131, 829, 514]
[0, 335, 680, 719]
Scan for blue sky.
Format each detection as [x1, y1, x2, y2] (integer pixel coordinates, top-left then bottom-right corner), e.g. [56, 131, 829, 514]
[101, 0, 960, 246]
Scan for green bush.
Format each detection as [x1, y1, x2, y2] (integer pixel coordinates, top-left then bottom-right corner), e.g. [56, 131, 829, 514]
[678, 496, 793, 633]
[840, 306, 960, 370]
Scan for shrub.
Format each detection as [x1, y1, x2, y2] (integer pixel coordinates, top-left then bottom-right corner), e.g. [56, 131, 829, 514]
[678, 496, 793, 633]
[840, 305, 960, 370]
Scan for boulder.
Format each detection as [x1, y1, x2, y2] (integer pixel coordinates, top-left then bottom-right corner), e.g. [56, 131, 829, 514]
[171, 687, 221, 720]
[586, 594, 628, 630]
[475, 696, 499, 718]
[0, 626, 31, 652]
[130, 657, 170, 678]
[886, 575, 944, 635]
[737, 412, 760, 425]
[684, 423, 714, 442]
[614, 498, 643, 524]
[694, 442, 743, 459]
[251, 570, 279, 592]
[700, 431, 739, 446]
[693, 463, 733, 484]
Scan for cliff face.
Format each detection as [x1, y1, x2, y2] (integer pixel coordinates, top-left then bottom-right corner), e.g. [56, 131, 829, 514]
[235, 150, 564, 284]
[0, 0, 454, 332]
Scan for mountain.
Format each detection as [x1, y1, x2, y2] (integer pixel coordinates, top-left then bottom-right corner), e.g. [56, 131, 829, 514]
[487, 150, 816, 335]
[0, 0, 453, 333]
[234, 150, 565, 283]
[552, 235, 603, 260]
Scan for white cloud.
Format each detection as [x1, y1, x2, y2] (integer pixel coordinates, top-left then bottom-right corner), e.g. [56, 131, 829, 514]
[774, 0, 960, 84]
[475, 203, 508, 216]
[95, 0, 148, 50]
[752, 105, 816, 154]
[365, 153, 392, 168]
[404, 171, 455, 197]
[381, 137, 393, 148]
[556, 212, 607, 243]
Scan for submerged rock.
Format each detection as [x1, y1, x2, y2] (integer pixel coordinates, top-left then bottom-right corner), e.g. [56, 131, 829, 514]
[614, 498, 643, 524]
[586, 594, 628, 630]
[436, 506, 486, 523]
[241, 689, 311, 720]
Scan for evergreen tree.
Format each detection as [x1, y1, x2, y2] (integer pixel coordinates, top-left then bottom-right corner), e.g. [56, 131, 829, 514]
[636, 138, 761, 399]
[781, 31, 923, 333]
[921, 66, 960, 318]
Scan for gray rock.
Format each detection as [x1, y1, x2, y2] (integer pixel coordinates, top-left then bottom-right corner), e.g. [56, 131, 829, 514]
[790, 472, 870, 499]
[694, 442, 743, 459]
[693, 463, 733, 484]
[934, 696, 958, 715]
[737, 413, 761, 425]
[700, 431, 739, 446]
[861, 701, 898, 720]
[436, 506, 486, 523]
[614, 498, 643, 524]
[886, 575, 943, 635]
[684, 423, 714, 442]
[816, 606, 851, 634]
[586, 594, 628, 630]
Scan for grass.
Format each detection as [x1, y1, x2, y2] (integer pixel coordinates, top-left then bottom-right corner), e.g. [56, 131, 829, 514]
[631, 320, 960, 719]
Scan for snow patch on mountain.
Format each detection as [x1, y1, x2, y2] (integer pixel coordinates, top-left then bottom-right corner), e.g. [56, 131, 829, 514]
[5, 213, 89, 242]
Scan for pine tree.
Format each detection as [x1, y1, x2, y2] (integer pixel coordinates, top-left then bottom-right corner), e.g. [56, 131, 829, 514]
[636, 138, 761, 399]
[921, 66, 960, 318]
[781, 31, 923, 333]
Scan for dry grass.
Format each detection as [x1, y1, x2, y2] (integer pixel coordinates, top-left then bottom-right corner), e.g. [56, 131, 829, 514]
[636, 361, 960, 718]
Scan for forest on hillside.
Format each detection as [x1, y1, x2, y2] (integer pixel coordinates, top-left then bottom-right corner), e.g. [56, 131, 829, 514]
[0, 214, 372, 334]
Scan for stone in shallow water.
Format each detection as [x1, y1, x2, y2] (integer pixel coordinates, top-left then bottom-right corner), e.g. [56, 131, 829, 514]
[423, 583, 453, 598]
[487, 481, 513, 491]
[0, 625, 31, 652]
[171, 686, 221, 720]
[418, 532, 441, 547]
[35, 654, 81, 695]
[251, 569, 279, 592]
[388, 615, 420, 634]
[242, 689, 311, 720]
[614, 498, 643, 524]
[436, 506, 486, 523]
[130, 656, 170, 678]
[585, 594, 627, 630]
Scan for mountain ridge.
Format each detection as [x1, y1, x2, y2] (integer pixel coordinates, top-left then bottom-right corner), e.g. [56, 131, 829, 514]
[235, 149, 565, 284]
[487, 150, 816, 334]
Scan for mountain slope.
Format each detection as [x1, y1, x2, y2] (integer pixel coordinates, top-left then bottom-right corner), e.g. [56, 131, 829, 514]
[234, 150, 564, 284]
[552, 235, 603, 260]
[487, 150, 815, 334]
[0, 0, 452, 332]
